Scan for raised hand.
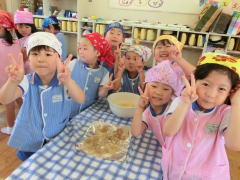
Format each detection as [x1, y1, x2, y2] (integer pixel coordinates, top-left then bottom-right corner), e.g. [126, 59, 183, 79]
[57, 54, 73, 85]
[117, 57, 126, 73]
[138, 83, 150, 109]
[103, 74, 119, 91]
[181, 74, 198, 104]
[230, 83, 240, 106]
[169, 45, 182, 62]
[6, 53, 24, 83]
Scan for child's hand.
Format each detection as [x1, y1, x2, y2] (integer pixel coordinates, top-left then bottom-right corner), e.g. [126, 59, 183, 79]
[103, 74, 119, 91]
[117, 57, 125, 73]
[57, 54, 72, 85]
[112, 45, 121, 61]
[169, 45, 182, 62]
[21, 48, 28, 62]
[138, 83, 150, 109]
[230, 83, 240, 106]
[181, 74, 198, 104]
[6, 53, 24, 83]
[136, 58, 144, 73]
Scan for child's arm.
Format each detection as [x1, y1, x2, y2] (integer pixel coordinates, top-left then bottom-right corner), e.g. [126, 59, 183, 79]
[163, 75, 198, 136]
[113, 57, 125, 91]
[224, 84, 240, 151]
[0, 54, 24, 104]
[131, 85, 149, 136]
[169, 46, 195, 76]
[98, 74, 118, 98]
[57, 55, 85, 104]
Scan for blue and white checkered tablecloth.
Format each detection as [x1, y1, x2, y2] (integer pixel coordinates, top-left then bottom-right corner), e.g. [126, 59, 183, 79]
[8, 99, 162, 180]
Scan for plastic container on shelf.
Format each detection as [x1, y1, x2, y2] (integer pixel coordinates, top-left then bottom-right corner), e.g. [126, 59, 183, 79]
[180, 32, 187, 45]
[197, 34, 203, 47]
[140, 28, 147, 40]
[95, 24, 100, 33]
[227, 38, 235, 51]
[67, 21, 72, 31]
[133, 28, 140, 39]
[38, 18, 43, 28]
[72, 22, 78, 32]
[61, 21, 67, 31]
[99, 24, 106, 35]
[188, 34, 196, 46]
[34, 18, 39, 28]
[146, 29, 156, 41]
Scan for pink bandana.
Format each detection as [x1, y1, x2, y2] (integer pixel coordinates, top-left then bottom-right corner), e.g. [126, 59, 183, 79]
[145, 60, 184, 97]
[84, 33, 115, 67]
[14, 10, 33, 24]
[0, 10, 15, 30]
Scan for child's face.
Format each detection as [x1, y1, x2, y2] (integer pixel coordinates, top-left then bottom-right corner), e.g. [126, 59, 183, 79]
[77, 38, 99, 66]
[196, 70, 232, 110]
[148, 82, 173, 107]
[29, 48, 59, 77]
[43, 25, 55, 33]
[16, 24, 32, 37]
[105, 28, 124, 47]
[124, 51, 142, 72]
[154, 41, 175, 63]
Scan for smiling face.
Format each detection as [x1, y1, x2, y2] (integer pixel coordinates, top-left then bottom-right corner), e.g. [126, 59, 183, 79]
[154, 40, 175, 64]
[16, 24, 32, 37]
[196, 70, 232, 110]
[29, 46, 59, 81]
[104, 28, 124, 47]
[148, 82, 173, 109]
[124, 51, 142, 73]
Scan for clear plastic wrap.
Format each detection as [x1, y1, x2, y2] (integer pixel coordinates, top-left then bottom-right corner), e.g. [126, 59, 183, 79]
[76, 121, 131, 162]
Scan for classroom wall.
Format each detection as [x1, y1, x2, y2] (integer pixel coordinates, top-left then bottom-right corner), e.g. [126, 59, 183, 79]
[78, 0, 199, 28]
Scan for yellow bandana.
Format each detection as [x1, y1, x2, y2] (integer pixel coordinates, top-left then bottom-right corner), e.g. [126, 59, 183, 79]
[198, 52, 240, 76]
[153, 35, 184, 51]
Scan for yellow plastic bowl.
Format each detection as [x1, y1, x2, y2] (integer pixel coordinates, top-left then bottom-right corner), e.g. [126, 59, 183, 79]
[107, 92, 140, 118]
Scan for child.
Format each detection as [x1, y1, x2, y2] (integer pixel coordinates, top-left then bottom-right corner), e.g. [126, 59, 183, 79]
[162, 53, 240, 179]
[14, 10, 37, 73]
[0, 32, 85, 161]
[42, 16, 67, 60]
[131, 60, 183, 147]
[104, 22, 124, 71]
[69, 32, 116, 116]
[153, 35, 195, 76]
[0, 10, 21, 135]
[114, 45, 151, 94]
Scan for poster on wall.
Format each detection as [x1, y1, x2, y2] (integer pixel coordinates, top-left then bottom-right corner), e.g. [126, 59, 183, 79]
[109, 0, 200, 14]
[200, 0, 240, 11]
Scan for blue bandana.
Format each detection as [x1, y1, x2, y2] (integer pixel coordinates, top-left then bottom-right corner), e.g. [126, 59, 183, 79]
[42, 17, 58, 28]
[104, 22, 124, 36]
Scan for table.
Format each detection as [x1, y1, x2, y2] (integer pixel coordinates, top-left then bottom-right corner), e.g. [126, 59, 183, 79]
[7, 99, 163, 180]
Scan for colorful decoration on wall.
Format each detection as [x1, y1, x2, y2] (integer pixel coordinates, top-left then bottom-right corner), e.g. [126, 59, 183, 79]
[200, 0, 240, 11]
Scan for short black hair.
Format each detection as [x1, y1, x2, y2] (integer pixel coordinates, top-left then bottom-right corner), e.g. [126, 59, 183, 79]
[194, 63, 240, 105]
[4, 29, 14, 45]
[15, 23, 38, 39]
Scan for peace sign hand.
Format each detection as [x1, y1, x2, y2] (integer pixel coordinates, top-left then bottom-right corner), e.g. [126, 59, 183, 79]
[169, 45, 182, 62]
[138, 83, 150, 109]
[117, 57, 126, 73]
[103, 74, 119, 91]
[181, 74, 198, 104]
[5, 53, 25, 84]
[57, 54, 73, 85]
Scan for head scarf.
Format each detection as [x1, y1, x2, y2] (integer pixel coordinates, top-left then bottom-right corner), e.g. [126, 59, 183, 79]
[127, 45, 152, 62]
[26, 32, 62, 56]
[104, 22, 124, 36]
[198, 52, 240, 76]
[84, 32, 115, 67]
[145, 60, 184, 97]
[42, 16, 59, 28]
[0, 10, 15, 30]
[14, 10, 33, 24]
[153, 35, 183, 51]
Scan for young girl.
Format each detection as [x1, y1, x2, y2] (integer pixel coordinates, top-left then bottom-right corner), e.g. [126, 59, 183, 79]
[0, 32, 85, 161]
[42, 16, 67, 60]
[0, 10, 21, 135]
[69, 32, 116, 116]
[162, 53, 240, 179]
[104, 22, 124, 71]
[153, 35, 195, 76]
[114, 45, 151, 94]
[131, 60, 183, 147]
[14, 10, 37, 74]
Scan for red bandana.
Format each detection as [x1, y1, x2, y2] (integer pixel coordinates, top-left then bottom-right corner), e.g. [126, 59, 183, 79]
[84, 33, 115, 67]
[0, 10, 15, 30]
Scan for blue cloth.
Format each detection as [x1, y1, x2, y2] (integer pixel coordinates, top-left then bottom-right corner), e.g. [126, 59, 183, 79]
[69, 60, 108, 116]
[104, 22, 124, 36]
[8, 73, 73, 152]
[192, 101, 214, 113]
[55, 32, 67, 60]
[121, 70, 140, 94]
[42, 17, 58, 28]
[17, 151, 35, 161]
[8, 99, 163, 179]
